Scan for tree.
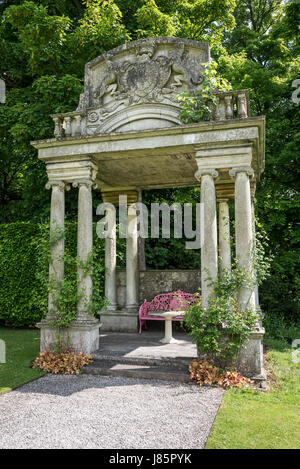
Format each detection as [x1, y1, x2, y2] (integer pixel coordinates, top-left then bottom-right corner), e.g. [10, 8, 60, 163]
[0, 0, 130, 221]
[0, 0, 238, 222]
[217, 0, 300, 322]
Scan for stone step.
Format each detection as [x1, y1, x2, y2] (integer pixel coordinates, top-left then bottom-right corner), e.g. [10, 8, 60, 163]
[92, 352, 193, 371]
[82, 359, 192, 384]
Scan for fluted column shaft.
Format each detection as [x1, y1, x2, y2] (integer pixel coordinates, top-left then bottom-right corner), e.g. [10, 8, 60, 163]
[126, 203, 139, 311]
[74, 180, 97, 322]
[46, 180, 65, 319]
[105, 204, 117, 310]
[196, 169, 218, 310]
[230, 167, 255, 310]
[251, 197, 260, 310]
[218, 198, 231, 272]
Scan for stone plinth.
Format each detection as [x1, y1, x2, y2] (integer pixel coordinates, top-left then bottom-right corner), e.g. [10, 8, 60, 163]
[99, 311, 138, 333]
[198, 327, 265, 379]
[37, 320, 101, 354]
[236, 327, 265, 378]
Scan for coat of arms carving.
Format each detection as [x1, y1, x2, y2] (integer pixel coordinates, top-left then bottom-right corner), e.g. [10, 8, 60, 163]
[75, 38, 210, 133]
[92, 42, 205, 111]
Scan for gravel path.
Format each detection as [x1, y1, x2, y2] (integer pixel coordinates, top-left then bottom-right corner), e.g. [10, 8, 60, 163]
[0, 375, 223, 449]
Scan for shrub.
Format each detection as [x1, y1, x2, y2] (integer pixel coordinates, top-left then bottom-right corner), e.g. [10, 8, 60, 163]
[0, 221, 107, 327]
[183, 271, 259, 366]
[33, 349, 93, 375]
[0, 222, 47, 326]
[189, 359, 221, 386]
[189, 359, 253, 388]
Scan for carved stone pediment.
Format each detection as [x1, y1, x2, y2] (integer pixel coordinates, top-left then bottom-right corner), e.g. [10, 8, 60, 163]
[76, 38, 210, 134]
[50, 39, 251, 137]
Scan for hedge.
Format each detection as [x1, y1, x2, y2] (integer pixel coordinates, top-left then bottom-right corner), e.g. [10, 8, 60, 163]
[0, 222, 107, 327]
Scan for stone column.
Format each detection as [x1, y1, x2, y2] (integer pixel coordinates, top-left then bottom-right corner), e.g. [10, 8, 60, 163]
[105, 204, 117, 311]
[46, 180, 66, 320]
[70, 179, 100, 353]
[251, 197, 260, 312]
[126, 202, 139, 312]
[230, 168, 265, 378]
[195, 169, 218, 310]
[73, 179, 96, 321]
[229, 167, 255, 310]
[138, 190, 146, 271]
[37, 180, 66, 351]
[218, 198, 231, 272]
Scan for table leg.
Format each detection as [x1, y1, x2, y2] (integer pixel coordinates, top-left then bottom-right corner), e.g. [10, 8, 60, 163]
[160, 316, 178, 344]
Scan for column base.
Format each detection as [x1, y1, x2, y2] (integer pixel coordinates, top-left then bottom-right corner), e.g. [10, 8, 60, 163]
[100, 310, 138, 332]
[237, 327, 265, 377]
[106, 304, 118, 312]
[37, 320, 101, 354]
[197, 327, 265, 378]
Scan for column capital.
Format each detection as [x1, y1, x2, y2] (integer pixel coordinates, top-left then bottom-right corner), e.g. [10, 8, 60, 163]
[194, 168, 219, 181]
[217, 197, 230, 204]
[72, 179, 98, 190]
[229, 166, 254, 178]
[45, 180, 70, 191]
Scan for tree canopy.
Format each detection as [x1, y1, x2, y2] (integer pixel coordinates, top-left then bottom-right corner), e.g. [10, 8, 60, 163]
[0, 0, 299, 322]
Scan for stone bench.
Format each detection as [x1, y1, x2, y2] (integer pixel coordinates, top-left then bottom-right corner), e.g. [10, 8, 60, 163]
[138, 290, 198, 334]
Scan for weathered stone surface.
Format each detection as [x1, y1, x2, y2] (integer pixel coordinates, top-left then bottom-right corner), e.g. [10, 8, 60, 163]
[237, 327, 265, 377]
[115, 269, 201, 308]
[126, 205, 139, 311]
[100, 311, 138, 333]
[196, 170, 218, 310]
[230, 167, 256, 310]
[80, 38, 209, 134]
[49, 38, 251, 138]
[46, 181, 65, 321]
[49, 38, 210, 136]
[38, 322, 101, 354]
[32, 120, 265, 192]
[218, 198, 231, 272]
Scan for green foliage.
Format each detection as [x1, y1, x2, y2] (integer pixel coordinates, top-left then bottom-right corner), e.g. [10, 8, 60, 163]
[178, 61, 231, 123]
[0, 222, 107, 327]
[182, 213, 272, 363]
[34, 223, 107, 329]
[143, 187, 201, 270]
[175, 0, 236, 44]
[183, 267, 259, 364]
[0, 223, 47, 326]
[4, 1, 72, 76]
[72, 0, 130, 63]
[135, 0, 177, 38]
[217, 0, 300, 323]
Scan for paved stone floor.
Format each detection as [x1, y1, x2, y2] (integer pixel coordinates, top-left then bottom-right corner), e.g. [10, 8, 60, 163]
[0, 374, 224, 449]
[96, 331, 197, 360]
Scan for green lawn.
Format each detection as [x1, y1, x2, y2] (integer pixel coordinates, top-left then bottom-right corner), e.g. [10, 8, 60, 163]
[0, 327, 44, 394]
[206, 334, 300, 449]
